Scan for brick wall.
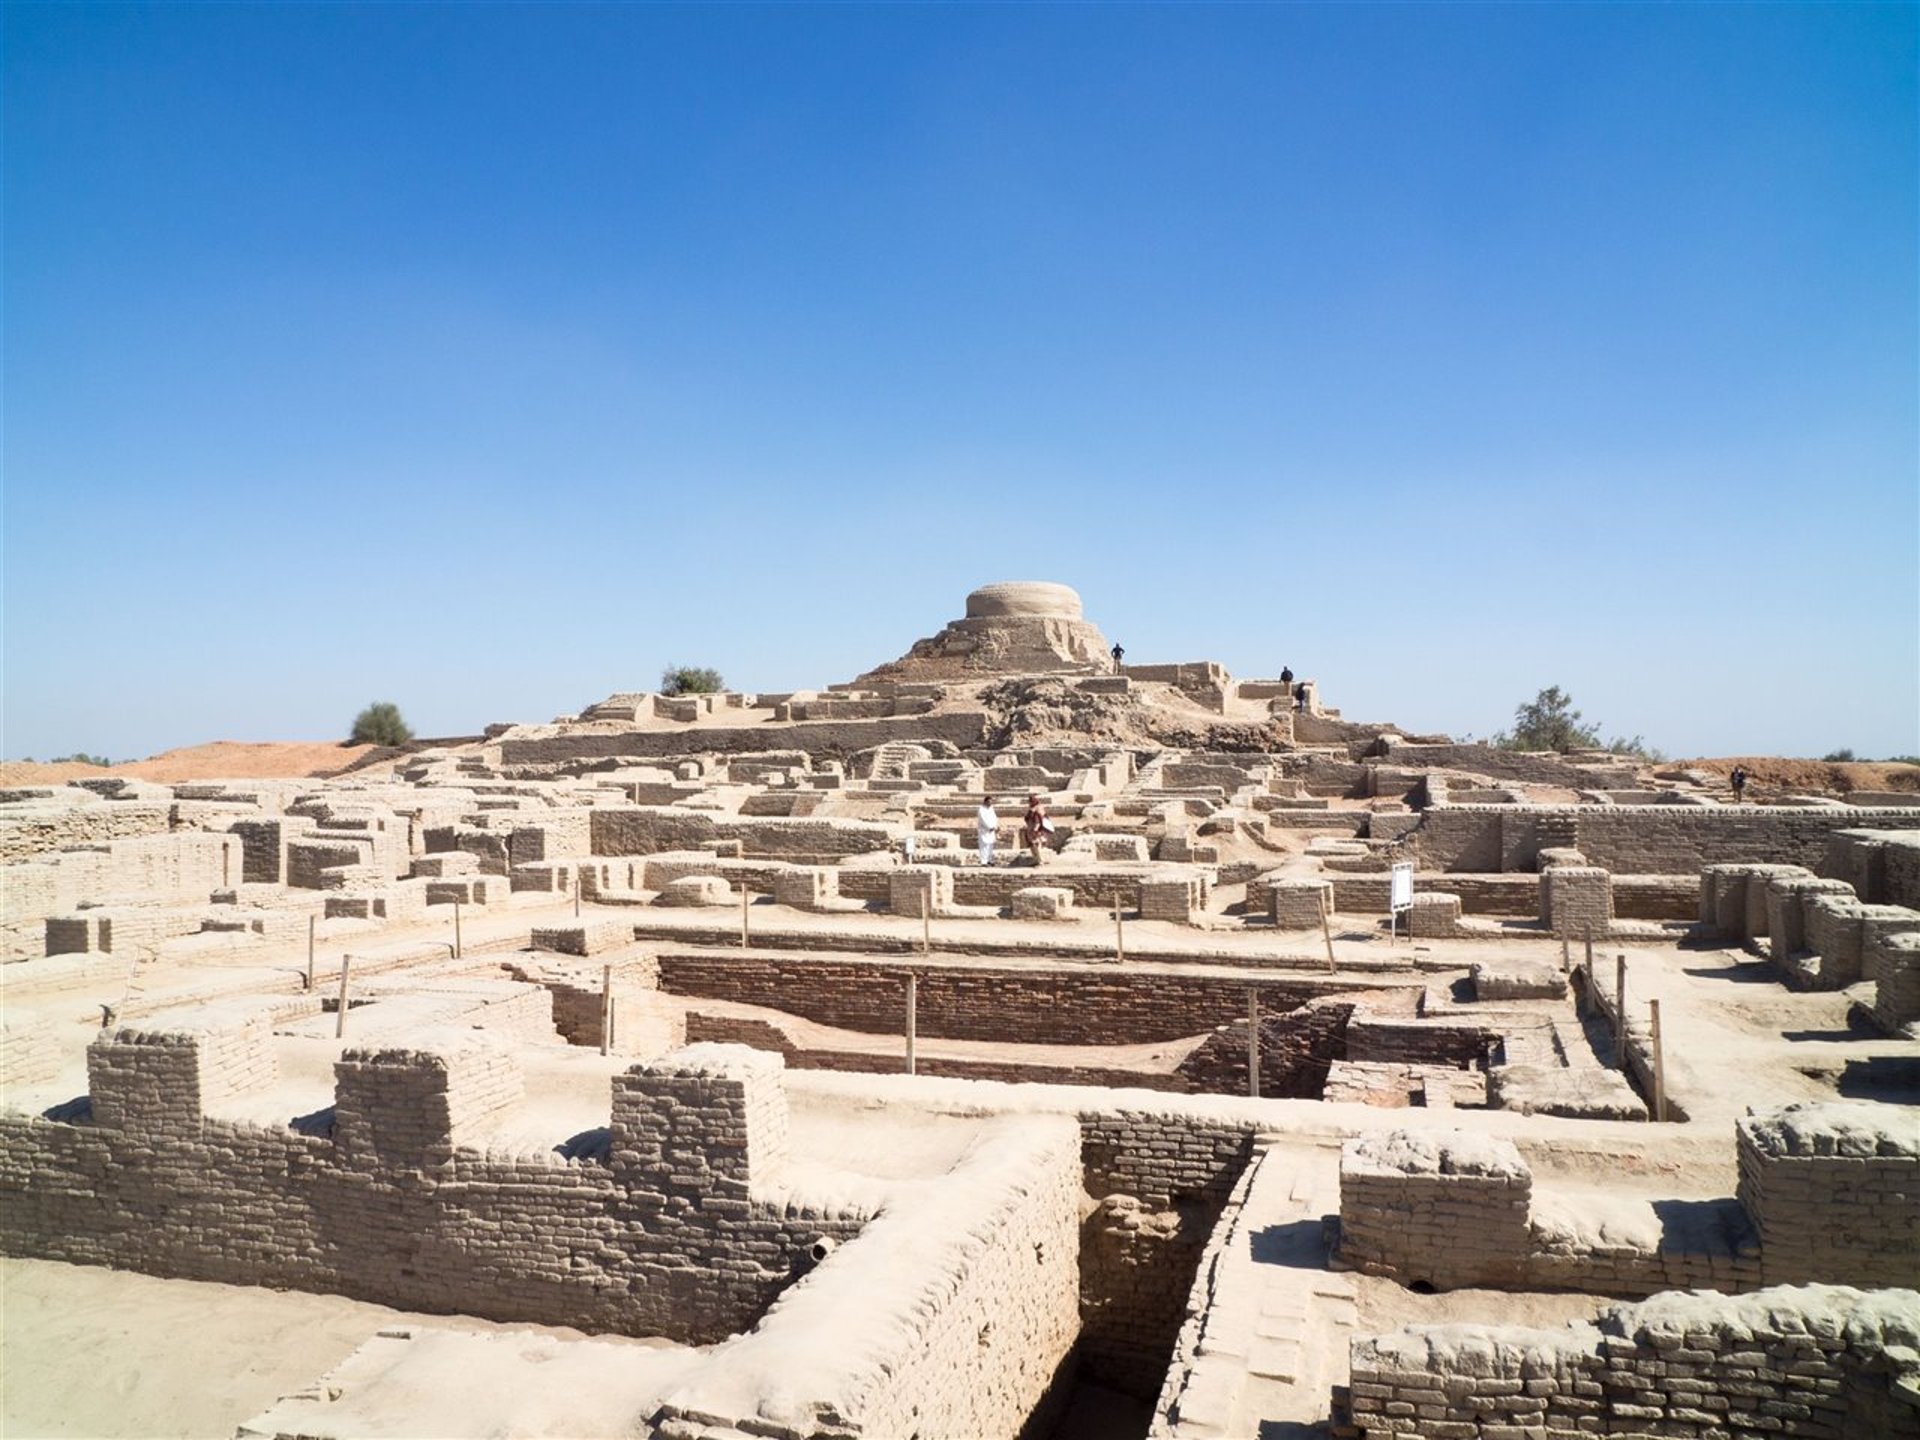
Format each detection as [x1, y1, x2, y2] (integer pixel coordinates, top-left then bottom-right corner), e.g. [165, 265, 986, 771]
[1347, 1285, 1920, 1440]
[654, 951, 1356, 1046]
[0, 1038, 869, 1345]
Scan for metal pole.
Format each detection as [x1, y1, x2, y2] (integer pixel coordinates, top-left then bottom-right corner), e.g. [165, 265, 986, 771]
[306, 914, 316, 992]
[601, 963, 613, 1057]
[335, 954, 351, 1039]
[905, 974, 917, 1075]
[1614, 954, 1628, 1067]
[1649, 998, 1667, 1122]
[1248, 988, 1261, 1098]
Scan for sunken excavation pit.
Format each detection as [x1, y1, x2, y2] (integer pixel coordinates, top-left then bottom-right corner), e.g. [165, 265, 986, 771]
[3, 581, 1918, 1440]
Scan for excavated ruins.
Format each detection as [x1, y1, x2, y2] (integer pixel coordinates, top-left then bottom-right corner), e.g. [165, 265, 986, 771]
[3, 580, 1917, 1440]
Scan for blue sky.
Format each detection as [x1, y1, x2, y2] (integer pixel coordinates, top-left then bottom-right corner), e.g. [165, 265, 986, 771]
[5, 2, 1915, 761]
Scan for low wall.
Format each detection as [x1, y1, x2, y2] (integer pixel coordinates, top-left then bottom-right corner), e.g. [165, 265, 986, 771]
[501, 712, 991, 765]
[1400, 804, 1920, 875]
[1347, 1285, 1920, 1439]
[655, 951, 1356, 1046]
[591, 808, 898, 862]
[0, 1035, 867, 1345]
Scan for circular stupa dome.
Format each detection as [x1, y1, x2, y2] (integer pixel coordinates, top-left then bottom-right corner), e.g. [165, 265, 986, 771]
[964, 580, 1084, 620]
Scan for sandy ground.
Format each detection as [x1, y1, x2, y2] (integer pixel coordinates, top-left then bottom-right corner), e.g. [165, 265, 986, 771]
[0, 741, 380, 786]
[0, 1257, 688, 1439]
[1684, 755, 1920, 795]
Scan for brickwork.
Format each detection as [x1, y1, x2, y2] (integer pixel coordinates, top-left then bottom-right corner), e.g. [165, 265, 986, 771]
[1012, 885, 1077, 920]
[889, 863, 957, 918]
[1873, 932, 1920, 1030]
[654, 951, 1356, 1045]
[1736, 1103, 1920, 1288]
[0, 1040, 869, 1344]
[1347, 1285, 1920, 1440]
[1271, 878, 1334, 929]
[1338, 1132, 1533, 1289]
[1545, 865, 1613, 940]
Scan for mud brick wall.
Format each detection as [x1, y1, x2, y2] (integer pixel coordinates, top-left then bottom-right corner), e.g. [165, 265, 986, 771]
[1736, 1104, 1920, 1289]
[1175, 997, 1365, 1097]
[86, 1023, 279, 1131]
[0, 799, 174, 862]
[0, 1040, 868, 1345]
[1700, 862, 1811, 937]
[654, 951, 1347, 1045]
[501, 711, 990, 766]
[889, 864, 957, 917]
[228, 816, 316, 884]
[333, 1043, 523, 1170]
[591, 807, 897, 862]
[1874, 933, 1920, 1030]
[1404, 804, 1920, 875]
[1766, 876, 1860, 971]
[1338, 1132, 1533, 1290]
[1346, 1016, 1493, 1068]
[1546, 865, 1614, 939]
[508, 810, 592, 863]
[1078, 1107, 1263, 1394]
[655, 1115, 1082, 1440]
[1347, 1286, 1920, 1440]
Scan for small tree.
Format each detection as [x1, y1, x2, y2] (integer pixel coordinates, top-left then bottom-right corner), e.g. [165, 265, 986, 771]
[659, 665, 725, 696]
[1493, 685, 1603, 754]
[348, 701, 414, 746]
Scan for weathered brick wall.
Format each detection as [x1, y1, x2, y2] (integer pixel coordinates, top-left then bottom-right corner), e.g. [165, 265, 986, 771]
[1348, 1285, 1920, 1440]
[0, 1039, 868, 1345]
[0, 799, 174, 862]
[1404, 805, 1920, 875]
[654, 951, 1353, 1045]
[1338, 1132, 1533, 1290]
[501, 711, 990, 765]
[1736, 1104, 1920, 1289]
[656, 1115, 1083, 1440]
[590, 807, 897, 862]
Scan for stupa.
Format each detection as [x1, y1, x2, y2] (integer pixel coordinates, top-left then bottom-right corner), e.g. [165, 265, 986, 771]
[856, 580, 1116, 683]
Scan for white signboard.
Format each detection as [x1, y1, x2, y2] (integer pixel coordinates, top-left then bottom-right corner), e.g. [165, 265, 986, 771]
[1389, 862, 1415, 913]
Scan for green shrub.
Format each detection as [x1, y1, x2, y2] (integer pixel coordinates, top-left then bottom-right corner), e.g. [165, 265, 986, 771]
[660, 665, 725, 696]
[348, 702, 414, 746]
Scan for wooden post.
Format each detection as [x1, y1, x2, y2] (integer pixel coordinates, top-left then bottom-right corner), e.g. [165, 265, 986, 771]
[600, 963, 613, 1057]
[741, 883, 751, 949]
[221, 841, 231, 889]
[574, 877, 581, 918]
[905, 973, 917, 1075]
[454, 898, 463, 959]
[306, 914, 316, 992]
[1114, 893, 1125, 964]
[1584, 933, 1595, 973]
[1321, 907, 1336, 972]
[921, 890, 931, 956]
[1649, 998, 1667, 1122]
[334, 954, 352, 1039]
[1561, 936, 1571, 973]
[1248, 988, 1261, 1098]
[1614, 954, 1628, 1067]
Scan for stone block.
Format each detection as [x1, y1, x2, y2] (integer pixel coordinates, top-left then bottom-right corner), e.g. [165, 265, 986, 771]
[1011, 886, 1076, 921]
[655, 875, 733, 908]
[1271, 878, 1334, 930]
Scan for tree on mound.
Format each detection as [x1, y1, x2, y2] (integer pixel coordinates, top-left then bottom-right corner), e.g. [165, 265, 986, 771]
[1494, 686, 1600, 753]
[348, 701, 413, 747]
[660, 665, 725, 696]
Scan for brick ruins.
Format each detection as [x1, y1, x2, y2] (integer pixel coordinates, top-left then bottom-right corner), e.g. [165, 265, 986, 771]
[3, 580, 1916, 1439]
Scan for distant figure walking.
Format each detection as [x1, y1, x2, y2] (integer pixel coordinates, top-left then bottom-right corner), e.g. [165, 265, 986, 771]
[976, 797, 1000, 867]
[1023, 792, 1053, 866]
[1731, 766, 1749, 803]
[1280, 666, 1294, 686]
[1294, 681, 1310, 713]
[1110, 643, 1125, 668]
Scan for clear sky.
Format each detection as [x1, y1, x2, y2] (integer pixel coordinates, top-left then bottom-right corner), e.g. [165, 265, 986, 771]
[5, 2, 1915, 762]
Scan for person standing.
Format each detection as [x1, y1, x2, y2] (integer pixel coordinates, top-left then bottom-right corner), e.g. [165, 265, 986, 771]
[1280, 665, 1294, 686]
[1731, 766, 1749, 803]
[1022, 792, 1053, 866]
[1110, 642, 1125, 669]
[976, 796, 1000, 866]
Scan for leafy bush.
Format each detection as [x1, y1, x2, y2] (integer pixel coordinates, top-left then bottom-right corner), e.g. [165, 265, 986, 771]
[1822, 748, 1858, 763]
[46, 752, 113, 767]
[348, 701, 414, 746]
[660, 665, 725, 696]
[1492, 686, 1602, 753]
